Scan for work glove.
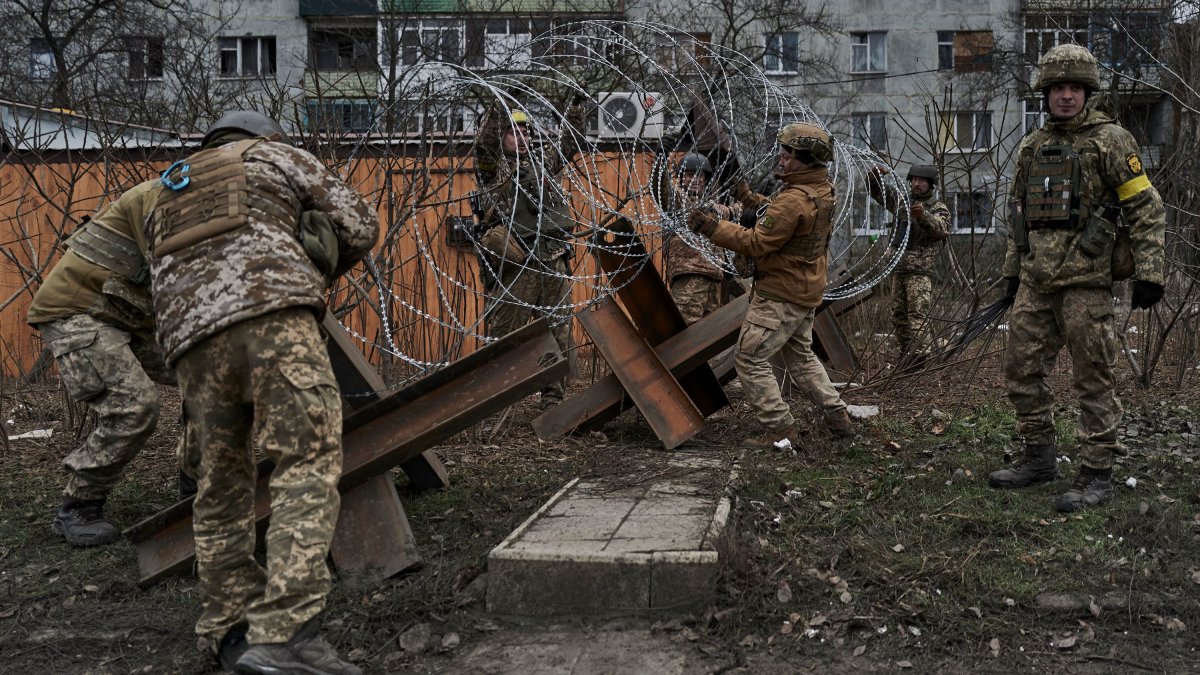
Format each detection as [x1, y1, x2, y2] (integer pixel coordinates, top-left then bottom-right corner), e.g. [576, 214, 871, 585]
[909, 203, 925, 222]
[688, 208, 719, 237]
[1131, 280, 1164, 309]
[1004, 276, 1020, 299]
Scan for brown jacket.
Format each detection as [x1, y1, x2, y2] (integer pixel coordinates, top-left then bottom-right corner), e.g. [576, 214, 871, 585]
[707, 167, 835, 309]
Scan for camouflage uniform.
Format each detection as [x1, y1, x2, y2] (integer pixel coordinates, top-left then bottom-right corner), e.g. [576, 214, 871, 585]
[868, 172, 951, 355]
[473, 107, 583, 402]
[27, 179, 171, 504]
[1000, 43, 1165, 481]
[147, 135, 378, 646]
[1003, 103, 1165, 470]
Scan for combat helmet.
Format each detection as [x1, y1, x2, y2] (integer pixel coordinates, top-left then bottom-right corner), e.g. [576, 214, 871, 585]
[677, 152, 713, 177]
[201, 110, 290, 147]
[906, 164, 938, 187]
[1034, 44, 1101, 92]
[778, 122, 834, 164]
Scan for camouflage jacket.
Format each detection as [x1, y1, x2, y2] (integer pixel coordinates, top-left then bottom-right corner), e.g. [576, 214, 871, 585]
[707, 167, 835, 309]
[28, 179, 162, 333]
[473, 107, 583, 261]
[146, 140, 379, 365]
[1003, 107, 1166, 292]
[868, 179, 951, 277]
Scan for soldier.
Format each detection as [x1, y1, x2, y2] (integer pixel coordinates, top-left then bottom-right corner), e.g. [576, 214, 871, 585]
[987, 44, 1166, 512]
[665, 153, 739, 324]
[146, 111, 378, 673]
[473, 104, 583, 408]
[27, 178, 193, 547]
[867, 164, 951, 364]
[689, 123, 854, 448]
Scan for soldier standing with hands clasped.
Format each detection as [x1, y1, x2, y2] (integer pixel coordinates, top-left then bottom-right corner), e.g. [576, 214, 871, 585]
[986, 44, 1166, 513]
[866, 164, 951, 367]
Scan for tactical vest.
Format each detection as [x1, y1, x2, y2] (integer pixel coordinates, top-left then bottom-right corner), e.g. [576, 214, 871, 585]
[778, 183, 834, 258]
[501, 161, 571, 260]
[66, 218, 147, 283]
[1025, 143, 1085, 229]
[151, 139, 297, 258]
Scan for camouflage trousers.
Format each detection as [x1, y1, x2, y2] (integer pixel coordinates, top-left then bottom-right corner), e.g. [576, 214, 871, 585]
[484, 256, 573, 400]
[670, 274, 723, 325]
[38, 314, 170, 501]
[736, 295, 847, 431]
[891, 271, 933, 354]
[174, 308, 342, 646]
[1005, 286, 1123, 469]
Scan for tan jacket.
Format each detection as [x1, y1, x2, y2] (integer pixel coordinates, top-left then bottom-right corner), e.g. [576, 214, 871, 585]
[27, 179, 161, 332]
[707, 167, 835, 309]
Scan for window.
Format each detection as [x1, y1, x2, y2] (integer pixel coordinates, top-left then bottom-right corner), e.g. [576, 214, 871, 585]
[306, 99, 375, 134]
[219, 36, 276, 77]
[1023, 14, 1088, 65]
[938, 30, 993, 72]
[937, 31, 954, 70]
[851, 32, 886, 73]
[484, 19, 532, 69]
[400, 20, 461, 66]
[764, 32, 799, 74]
[310, 29, 375, 71]
[125, 36, 164, 80]
[851, 112, 887, 149]
[1023, 99, 1046, 133]
[850, 190, 888, 236]
[30, 38, 56, 81]
[948, 189, 995, 233]
[655, 31, 711, 71]
[939, 111, 992, 151]
[393, 99, 471, 134]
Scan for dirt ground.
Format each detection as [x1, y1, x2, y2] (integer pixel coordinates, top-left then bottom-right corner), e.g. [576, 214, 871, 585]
[2, 344, 1198, 674]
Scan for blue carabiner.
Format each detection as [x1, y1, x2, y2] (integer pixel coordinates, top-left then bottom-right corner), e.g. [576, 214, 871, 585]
[161, 160, 191, 191]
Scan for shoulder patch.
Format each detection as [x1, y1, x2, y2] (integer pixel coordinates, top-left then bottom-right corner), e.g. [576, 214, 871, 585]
[1126, 153, 1143, 175]
[759, 214, 774, 232]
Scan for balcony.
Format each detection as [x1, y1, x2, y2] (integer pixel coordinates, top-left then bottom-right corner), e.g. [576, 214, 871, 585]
[300, 0, 376, 17]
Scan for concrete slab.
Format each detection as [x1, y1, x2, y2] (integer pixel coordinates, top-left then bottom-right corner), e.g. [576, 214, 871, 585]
[487, 452, 734, 616]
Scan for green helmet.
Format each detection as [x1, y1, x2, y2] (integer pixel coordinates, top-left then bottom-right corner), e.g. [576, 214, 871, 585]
[1034, 44, 1100, 91]
[778, 122, 834, 164]
[202, 110, 290, 147]
[906, 165, 938, 187]
[677, 153, 713, 177]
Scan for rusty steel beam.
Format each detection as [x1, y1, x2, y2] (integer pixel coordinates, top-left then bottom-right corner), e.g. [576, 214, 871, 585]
[323, 315, 449, 490]
[534, 294, 748, 439]
[330, 473, 422, 588]
[126, 320, 567, 585]
[577, 297, 704, 449]
[590, 217, 728, 416]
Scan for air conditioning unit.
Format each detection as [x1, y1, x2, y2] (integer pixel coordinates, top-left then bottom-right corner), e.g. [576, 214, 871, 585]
[596, 92, 665, 140]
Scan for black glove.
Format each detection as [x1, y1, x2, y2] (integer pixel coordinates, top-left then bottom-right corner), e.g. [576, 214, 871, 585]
[1131, 280, 1164, 309]
[1004, 276, 1020, 298]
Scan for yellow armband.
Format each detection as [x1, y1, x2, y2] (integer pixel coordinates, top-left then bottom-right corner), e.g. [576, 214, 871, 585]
[1116, 174, 1152, 202]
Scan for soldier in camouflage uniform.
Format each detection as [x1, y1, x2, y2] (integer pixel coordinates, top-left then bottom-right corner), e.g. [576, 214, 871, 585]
[473, 105, 583, 408]
[987, 45, 1166, 512]
[689, 123, 853, 448]
[665, 153, 739, 324]
[867, 164, 952, 363]
[147, 111, 378, 674]
[26, 179, 185, 547]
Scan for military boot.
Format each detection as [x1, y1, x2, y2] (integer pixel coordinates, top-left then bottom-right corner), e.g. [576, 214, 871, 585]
[235, 617, 362, 675]
[824, 409, 854, 438]
[216, 623, 249, 672]
[987, 444, 1059, 489]
[741, 425, 798, 451]
[52, 497, 119, 547]
[1054, 467, 1114, 513]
